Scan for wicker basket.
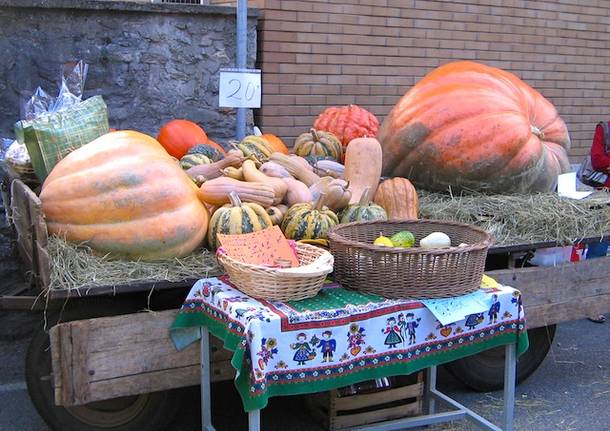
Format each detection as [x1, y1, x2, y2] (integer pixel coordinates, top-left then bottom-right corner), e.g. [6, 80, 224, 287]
[217, 242, 334, 301]
[328, 219, 491, 299]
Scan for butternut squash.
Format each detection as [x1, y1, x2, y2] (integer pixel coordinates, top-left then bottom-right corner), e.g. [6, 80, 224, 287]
[281, 178, 313, 206]
[259, 161, 292, 178]
[266, 204, 288, 225]
[198, 177, 275, 207]
[344, 137, 382, 204]
[222, 166, 244, 180]
[241, 159, 287, 204]
[186, 153, 243, 180]
[270, 153, 320, 186]
[309, 177, 351, 211]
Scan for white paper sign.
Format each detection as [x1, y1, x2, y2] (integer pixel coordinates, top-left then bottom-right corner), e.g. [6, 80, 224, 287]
[421, 290, 490, 326]
[557, 172, 593, 200]
[219, 68, 261, 108]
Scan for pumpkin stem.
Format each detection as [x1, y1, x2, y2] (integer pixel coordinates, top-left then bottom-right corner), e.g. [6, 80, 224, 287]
[310, 128, 319, 142]
[359, 187, 371, 206]
[229, 140, 241, 151]
[313, 192, 327, 211]
[228, 191, 242, 207]
[530, 125, 545, 140]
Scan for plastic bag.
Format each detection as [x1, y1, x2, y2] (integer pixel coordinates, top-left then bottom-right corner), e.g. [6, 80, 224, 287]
[22, 60, 89, 121]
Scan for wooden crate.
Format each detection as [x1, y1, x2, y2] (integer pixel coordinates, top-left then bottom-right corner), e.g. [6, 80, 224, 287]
[307, 373, 424, 430]
[50, 309, 235, 407]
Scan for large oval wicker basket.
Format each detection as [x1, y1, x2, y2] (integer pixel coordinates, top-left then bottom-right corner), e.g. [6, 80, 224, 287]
[217, 242, 334, 301]
[328, 219, 492, 299]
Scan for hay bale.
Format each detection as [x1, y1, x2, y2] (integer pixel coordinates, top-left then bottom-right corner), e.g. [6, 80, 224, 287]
[48, 236, 223, 291]
[419, 191, 610, 247]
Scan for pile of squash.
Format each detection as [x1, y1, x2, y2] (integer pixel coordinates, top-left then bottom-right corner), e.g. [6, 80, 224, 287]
[39, 112, 420, 261]
[184, 123, 419, 250]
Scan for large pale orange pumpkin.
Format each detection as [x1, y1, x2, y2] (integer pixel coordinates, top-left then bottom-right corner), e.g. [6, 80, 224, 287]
[313, 105, 379, 149]
[40, 131, 210, 260]
[379, 61, 571, 193]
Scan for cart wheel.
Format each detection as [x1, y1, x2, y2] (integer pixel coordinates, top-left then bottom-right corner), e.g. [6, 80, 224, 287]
[25, 305, 183, 431]
[445, 325, 556, 392]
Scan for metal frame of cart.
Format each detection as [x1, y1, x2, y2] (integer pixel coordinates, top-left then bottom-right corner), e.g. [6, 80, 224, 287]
[198, 327, 518, 431]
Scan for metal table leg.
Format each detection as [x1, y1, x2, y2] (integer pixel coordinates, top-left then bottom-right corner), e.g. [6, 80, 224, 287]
[248, 410, 261, 431]
[503, 342, 517, 431]
[200, 327, 215, 431]
[426, 365, 437, 414]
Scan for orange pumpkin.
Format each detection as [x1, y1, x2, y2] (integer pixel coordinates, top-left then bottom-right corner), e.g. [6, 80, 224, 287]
[262, 133, 289, 154]
[379, 61, 571, 193]
[373, 177, 419, 220]
[313, 105, 380, 149]
[40, 131, 209, 260]
[157, 119, 225, 159]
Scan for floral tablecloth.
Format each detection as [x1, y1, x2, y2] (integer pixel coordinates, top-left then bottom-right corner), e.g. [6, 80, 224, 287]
[170, 275, 528, 412]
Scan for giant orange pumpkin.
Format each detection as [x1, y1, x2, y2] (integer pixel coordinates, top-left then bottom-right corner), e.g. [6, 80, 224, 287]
[157, 119, 225, 159]
[313, 105, 380, 149]
[40, 131, 210, 260]
[379, 61, 571, 193]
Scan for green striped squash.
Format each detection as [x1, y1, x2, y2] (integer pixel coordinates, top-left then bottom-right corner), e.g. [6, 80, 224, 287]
[293, 129, 343, 161]
[281, 195, 339, 241]
[236, 135, 274, 164]
[339, 187, 387, 223]
[179, 153, 213, 170]
[187, 144, 225, 162]
[207, 192, 272, 250]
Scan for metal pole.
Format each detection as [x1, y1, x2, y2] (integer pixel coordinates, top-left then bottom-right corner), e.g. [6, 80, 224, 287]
[200, 327, 215, 431]
[503, 343, 517, 431]
[236, 0, 248, 140]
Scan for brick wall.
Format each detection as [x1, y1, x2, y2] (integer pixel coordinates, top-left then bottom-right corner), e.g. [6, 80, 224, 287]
[252, 0, 610, 160]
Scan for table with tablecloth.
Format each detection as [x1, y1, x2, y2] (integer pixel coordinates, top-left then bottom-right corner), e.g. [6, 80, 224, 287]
[170, 275, 528, 431]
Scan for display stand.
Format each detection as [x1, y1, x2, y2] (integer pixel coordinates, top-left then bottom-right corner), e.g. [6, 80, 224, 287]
[199, 327, 517, 431]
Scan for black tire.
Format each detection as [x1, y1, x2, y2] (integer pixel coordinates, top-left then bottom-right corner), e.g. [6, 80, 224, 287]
[25, 303, 183, 431]
[445, 325, 556, 392]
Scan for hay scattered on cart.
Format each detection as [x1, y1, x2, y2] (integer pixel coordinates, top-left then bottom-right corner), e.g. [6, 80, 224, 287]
[419, 191, 610, 247]
[48, 236, 224, 291]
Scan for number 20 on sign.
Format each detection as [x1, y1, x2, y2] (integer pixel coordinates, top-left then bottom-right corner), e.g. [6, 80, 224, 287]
[219, 68, 262, 108]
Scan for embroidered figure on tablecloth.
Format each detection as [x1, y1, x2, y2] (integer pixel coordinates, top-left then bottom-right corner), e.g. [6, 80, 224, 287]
[317, 330, 337, 362]
[347, 323, 366, 356]
[398, 313, 408, 347]
[290, 333, 316, 365]
[382, 316, 403, 348]
[256, 337, 278, 370]
[435, 320, 456, 338]
[488, 294, 501, 324]
[405, 313, 421, 345]
[465, 312, 484, 330]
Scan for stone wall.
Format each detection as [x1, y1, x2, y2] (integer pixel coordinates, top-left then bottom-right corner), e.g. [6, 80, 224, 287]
[253, 0, 610, 160]
[0, 0, 258, 143]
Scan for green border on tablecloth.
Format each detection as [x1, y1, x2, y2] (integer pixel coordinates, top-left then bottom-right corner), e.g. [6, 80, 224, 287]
[172, 308, 529, 413]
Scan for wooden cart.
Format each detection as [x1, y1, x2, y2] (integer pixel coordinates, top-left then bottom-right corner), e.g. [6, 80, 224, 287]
[2, 178, 610, 430]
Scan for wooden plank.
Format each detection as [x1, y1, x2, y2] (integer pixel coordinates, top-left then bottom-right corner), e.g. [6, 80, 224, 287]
[46, 279, 196, 300]
[488, 257, 610, 328]
[334, 382, 423, 411]
[28, 190, 50, 291]
[525, 296, 609, 329]
[10, 179, 34, 270]
[50, 309, 235, 406]
[331, 400, 421, 430]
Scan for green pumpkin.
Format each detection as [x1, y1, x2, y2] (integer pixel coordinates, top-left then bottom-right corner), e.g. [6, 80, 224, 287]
[187, 144, 224, 162]
[281, 195, 339, 240]
[207, 192, 272, 250]
[236, 135, 274, 164]
[339, 188, 387, 223]
[293, 129, 343, 161]
[180, 153, 213, 170]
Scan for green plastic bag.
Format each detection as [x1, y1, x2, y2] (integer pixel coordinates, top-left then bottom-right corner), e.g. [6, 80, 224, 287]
[14, 95, 109, 181]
